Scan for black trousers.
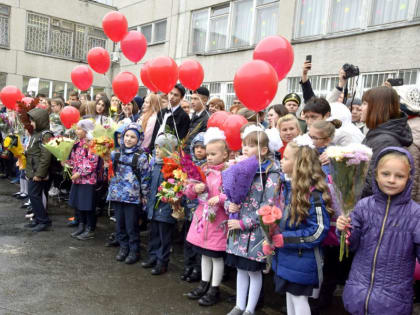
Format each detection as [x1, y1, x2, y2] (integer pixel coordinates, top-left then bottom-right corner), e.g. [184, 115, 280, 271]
[183, 219, 201, 270]
[28, 179, 51, 225]
[79, 210, 96, 230]
[114, 202, 140, 253]
[147, 220, 175, 265]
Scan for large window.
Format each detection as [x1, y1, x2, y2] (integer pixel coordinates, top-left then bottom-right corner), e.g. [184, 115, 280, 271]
[190, 0, 279, 53]
[0, 4, 10, 47]
[25, 12, 107, 61]
[138, 19, 167, 45]
[294, 0, 420, 40]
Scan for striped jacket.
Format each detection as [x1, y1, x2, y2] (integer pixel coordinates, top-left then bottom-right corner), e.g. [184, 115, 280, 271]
[272, 177, 330, 286]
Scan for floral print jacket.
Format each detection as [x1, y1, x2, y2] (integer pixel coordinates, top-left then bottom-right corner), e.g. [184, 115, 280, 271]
[67, 138, 98, 185]
[226, 159, 281, 262]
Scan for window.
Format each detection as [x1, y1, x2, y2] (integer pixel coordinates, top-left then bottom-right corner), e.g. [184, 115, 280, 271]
[371, 0, 409, 25]
[52, 81, 65, 99]
[330, 0, 362, 32]
[139, 19, 167, 45]
[190, 0, 279, 53]
[287, 75, 340, 99]
[295, 0, 327, 38]
[0, 4, 10, 47]
[226, 83, 236, 110]
[25, 12, 107, 61]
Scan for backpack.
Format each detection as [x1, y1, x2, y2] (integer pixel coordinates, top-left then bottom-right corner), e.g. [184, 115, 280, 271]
[112, 150, 144, 184]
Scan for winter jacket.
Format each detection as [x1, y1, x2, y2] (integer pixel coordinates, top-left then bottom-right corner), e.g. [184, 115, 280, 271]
[49, 113, 64, 136]
[67, 138, 98, 185]
[330, 102, 365, 145]
[186, 163, 228, 252]
[185, 110, 209, 147]
[146, 162, 177, 224]
[300, 79, 315, 103]
[407, 116, 420, 203]
[361, 112, 413, 198]
[226, 160, 281, 262]
[107, 124, 150, 207]
[25, 108, 53, 179]
[272, 174, 330, 286]
[342, 147, 420, 315]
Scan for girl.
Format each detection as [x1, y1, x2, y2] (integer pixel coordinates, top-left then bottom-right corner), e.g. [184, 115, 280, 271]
[226, 127, 281, 315]
[277, 114, 302, 159]
[267, 104, 288, 129]
[117, 101, 139, 123]
[107, 123, 150, 264]
[138, 93, 160, 150]
[67, 119, 98, 240]
[185, 128, 229, 306]
[269, 136, 332, 315]
[337, 147, 420, 315]
[95, 97, 111, 126]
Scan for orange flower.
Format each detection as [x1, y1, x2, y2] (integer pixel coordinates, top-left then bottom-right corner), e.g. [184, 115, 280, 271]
[161, 157, 180, 179]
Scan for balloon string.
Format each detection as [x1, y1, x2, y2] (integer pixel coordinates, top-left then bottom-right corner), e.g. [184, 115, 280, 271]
[198, 96, 210, 118]
[169, 104, 180, 142]
[103, 74, 112, 88]
[156, 93, 164, 126]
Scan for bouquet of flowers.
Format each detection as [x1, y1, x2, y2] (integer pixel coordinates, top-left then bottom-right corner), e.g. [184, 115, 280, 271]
[3, 134, 26, 169]
[257, 205, 283, 255]
[43, 136, 75, 178]
[222, 156, 259, 239]
[326, 144, 373, 261]
[90, 123, 116, 180]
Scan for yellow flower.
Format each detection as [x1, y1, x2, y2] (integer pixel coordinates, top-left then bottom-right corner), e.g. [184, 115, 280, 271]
[174, 185, 179, 192]
[173, 169, 187, 181]
[3, 136, 11, 148]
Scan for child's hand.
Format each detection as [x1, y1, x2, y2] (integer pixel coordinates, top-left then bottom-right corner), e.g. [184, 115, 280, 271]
[71, 173, 80, 181]
[337, 215, 351, 231]
[208, 196, 219, 206]
[228, 219, 241, 231]
[195, 183, 206, 194]
[228, 203, 240, 213]
[319, 152, 329, 166]
[33, 176, 42, 182]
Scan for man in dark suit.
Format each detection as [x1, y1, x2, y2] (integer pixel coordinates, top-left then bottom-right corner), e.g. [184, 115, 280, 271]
[185, 86, 210, 147]
[149, 84, 191, 151]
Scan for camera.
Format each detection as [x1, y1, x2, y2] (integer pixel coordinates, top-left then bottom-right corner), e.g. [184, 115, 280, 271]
[342, 63, 360, 79]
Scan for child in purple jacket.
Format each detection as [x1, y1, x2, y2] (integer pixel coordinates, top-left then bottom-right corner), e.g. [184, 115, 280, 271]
[337, 147, 420, 315]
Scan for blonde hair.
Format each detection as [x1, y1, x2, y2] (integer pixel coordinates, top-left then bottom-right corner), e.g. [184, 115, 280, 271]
[376, 152, 411, 176]
[277, 114, 302, 133]
[209, 98, 225, 111]
[86, 101, 97, 116]
[311, 119, 342, 139]
[142, 93, 160, 131]
[287, 142, 333, 225]
[206, 139, 229, 161]
[242, 130, 269, 159]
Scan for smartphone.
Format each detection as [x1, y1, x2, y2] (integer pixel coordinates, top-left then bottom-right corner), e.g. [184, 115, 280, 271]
[387, 78, 403, 86]
[305, 55, 312, 70]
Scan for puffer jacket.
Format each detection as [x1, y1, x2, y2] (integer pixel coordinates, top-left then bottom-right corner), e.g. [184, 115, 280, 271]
[272, 174, 330, 285]
[186, 163, 228, 252]
[107, 123, 150, 208]
[226, 160, 281, 262]
[342, 147, 420, 315]
[67, 138, 98, 185]
[361, 112, 413, 198]
[25, 108, 52, 179]
[407, 116, 420, 203]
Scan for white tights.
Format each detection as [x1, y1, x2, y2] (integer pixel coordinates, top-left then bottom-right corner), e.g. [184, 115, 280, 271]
[286, 292, 311, 315]
[236, 268, 263, 313]
[201, 255, 224, 287]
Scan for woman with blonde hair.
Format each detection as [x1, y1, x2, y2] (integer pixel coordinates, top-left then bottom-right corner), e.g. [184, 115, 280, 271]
[138, 93, 161, 150]
[277, 114, 302, 159]
[208, 98, 225, 114]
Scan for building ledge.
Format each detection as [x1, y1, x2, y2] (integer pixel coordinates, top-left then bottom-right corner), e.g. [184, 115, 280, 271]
[192, 45, 254, 57]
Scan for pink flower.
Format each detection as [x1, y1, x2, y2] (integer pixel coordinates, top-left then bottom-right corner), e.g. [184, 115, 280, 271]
[158, 186, 163, 192]
[167, 178, 175, 184]
[262, 214, 275, 225]
[262, 243, 274, 256]
[176, 192, 183, 198]
[257, 205, 271, 216]
[273, 234, 284, 248]
[271, 207, 282, 220]
[162, 197, 168, 203]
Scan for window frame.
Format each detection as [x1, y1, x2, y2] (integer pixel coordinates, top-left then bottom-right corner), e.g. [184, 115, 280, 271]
[136, 18, 167, 46]
[0, 4, 10, 48]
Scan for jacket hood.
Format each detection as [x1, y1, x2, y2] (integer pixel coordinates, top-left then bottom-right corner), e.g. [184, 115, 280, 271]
[114, 123, 129, 148]
[190, 132, 205, 157]
[367, 112, 413, 147]
[372, 146, 414, 203]
[120, 122, 144, 154]
[28, 108, 50, 132]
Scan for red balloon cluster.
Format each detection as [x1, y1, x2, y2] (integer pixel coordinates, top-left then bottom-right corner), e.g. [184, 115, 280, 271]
[0, 85, 22, 110]
[112, 72, 139, 104]
[148, 57, 178, 94]
[179, 60, 204, 91]
[71, 65, 93, 91]
[207, 111, 247, 151]
[121, 31, 147, 63]
[140, 61, 158, 92]
[60, 106, 80, 129]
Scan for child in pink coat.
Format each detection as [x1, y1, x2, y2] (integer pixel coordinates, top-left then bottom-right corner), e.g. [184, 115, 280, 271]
[185, 128, 229, 307]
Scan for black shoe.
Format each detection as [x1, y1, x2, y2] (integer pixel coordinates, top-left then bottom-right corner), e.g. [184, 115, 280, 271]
[187, 281, 210, 300]
[180, 267, 193, 281]
[151, 264, 167, 275]
[198, 286, 220, 306]
[186, 268, 201, 283]
[125, 252, 140, 265]
[24, 221, 38, 228]
[77, 228, 95, 240]
[116, 248, 129, 262]
[105, 238, 119, 247]
[141, 258, 157, 268]
[67, 220, 79, 228]
[70, 224, 85, 238]
[32, 223, 50, 232]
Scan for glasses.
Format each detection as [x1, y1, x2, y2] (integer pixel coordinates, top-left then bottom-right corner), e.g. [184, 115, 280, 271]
[309, 134, 328, 141]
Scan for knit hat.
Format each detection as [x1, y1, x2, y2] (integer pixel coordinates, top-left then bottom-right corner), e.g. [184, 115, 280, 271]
[77, 119, 94, 139]
[395, 86, 420, 113]
[282, 93, 301, 106]
[155, 133, 178, 153]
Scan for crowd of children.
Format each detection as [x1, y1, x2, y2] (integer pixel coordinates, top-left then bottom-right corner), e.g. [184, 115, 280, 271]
[1, 80, 420, 315]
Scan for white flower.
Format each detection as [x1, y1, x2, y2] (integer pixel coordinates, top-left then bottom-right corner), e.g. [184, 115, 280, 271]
[265, 128, 283, 152]
[204, 127, 226, 145]
[293, 135, 315, 149]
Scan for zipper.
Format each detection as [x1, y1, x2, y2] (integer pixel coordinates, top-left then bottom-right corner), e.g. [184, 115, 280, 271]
[364, 195, 391, 315]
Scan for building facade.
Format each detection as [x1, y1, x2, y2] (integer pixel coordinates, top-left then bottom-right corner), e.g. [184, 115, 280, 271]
[0, 0, 419, 108]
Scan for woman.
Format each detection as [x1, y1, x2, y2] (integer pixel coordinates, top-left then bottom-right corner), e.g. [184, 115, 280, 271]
[138, 93, 160, 150]
[117, 101, 139, 124]
[208, 98, 225, 114]
[95, 97, 111, 126]
[277, 114, 301, 159]
[360, 86, 413, 198]
[110, 95, 121, 120]
[267, 104, 288, 129]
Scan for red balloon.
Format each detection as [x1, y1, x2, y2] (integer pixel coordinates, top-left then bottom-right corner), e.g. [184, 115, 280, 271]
[222, 114, 248, 151]
[0, 85, 22, 110]
[207, 111, 231, 129]
[71, 65, 93, 91]
[148, 57, 178, 94]
[102, 11, 128, 42]
[87, 47, 110, 74]
[60, 106, 80, 129]
[234, 60, 278, 112]
[179, 59, 204, 91]
[121, 31, 147, 63]
[112, 72, 139, 104]
[22, 97, 34, 105]
[253, 36, 294, 82]
[140, 61, 158, 92]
